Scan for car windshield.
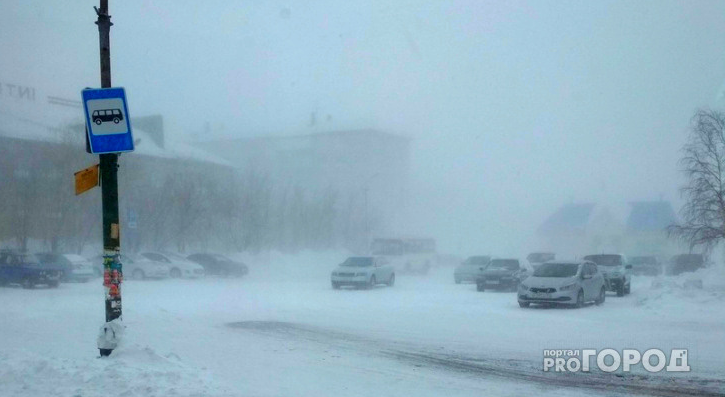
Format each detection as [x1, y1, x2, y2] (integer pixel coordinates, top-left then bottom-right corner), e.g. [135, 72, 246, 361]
[342, 257, 373, 267]
[486, 260, 519, 271]
[583, 255, 623, 266]
[163, 252, 186, 261]
[673, 254, 704, 265]
[464, 256, 489, 266]
[526, 253, 554, 263]
[630, 256, 656, 265]
[533, 263, 579, 277]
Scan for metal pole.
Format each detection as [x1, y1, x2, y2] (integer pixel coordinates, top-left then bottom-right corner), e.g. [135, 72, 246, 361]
[96, 0, 122, 357]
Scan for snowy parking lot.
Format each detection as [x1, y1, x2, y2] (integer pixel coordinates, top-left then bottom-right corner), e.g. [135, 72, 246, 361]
[1, 252, 724, 397]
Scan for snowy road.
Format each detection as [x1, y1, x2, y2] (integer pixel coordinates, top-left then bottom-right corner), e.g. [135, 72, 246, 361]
[1, 252, 724, 396]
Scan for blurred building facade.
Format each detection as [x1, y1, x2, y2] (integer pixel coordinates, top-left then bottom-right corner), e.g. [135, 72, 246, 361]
[198, 129, 412, 233]
[537, 201, 680, 259]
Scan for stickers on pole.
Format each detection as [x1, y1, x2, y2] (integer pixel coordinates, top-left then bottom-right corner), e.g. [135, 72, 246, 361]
[81, 87, 134, 154]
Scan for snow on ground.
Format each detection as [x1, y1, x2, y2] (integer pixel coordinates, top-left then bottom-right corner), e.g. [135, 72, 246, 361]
[1, 251, 724, 397]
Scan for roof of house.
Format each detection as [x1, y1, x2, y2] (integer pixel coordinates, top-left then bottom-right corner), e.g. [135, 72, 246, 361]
[626, 201, 677, 232]
[538, 203, 596, 235]
[0, 110, 229, 166]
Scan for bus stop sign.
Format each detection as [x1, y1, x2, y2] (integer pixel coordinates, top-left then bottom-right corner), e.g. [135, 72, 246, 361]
[81, 87, 134, 154]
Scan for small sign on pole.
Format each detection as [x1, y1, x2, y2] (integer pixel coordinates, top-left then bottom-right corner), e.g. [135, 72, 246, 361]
[74, 164, 100, 195]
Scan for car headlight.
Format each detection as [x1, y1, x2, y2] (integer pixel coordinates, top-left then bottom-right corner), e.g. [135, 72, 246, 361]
[355, 272, 367, 276]
[559, 283, 578, 291]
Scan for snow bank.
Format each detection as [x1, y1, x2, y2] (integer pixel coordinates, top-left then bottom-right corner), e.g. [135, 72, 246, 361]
[0, 345, 223, 397]
[635, 264, 725, 312]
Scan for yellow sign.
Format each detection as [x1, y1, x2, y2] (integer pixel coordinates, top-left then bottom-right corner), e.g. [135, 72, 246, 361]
[74, 164, 99, 195]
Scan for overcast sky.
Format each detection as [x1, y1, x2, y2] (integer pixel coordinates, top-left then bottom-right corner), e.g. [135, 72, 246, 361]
[2, 0, 724, 254]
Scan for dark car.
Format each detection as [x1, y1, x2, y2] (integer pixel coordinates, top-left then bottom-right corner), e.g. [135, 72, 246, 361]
[526, 252, 555, 270]
[36, 253, 95, 282]
[629, 256, 662, 276]
[583, 254, 632, 296]
[0, 250, 62, 288]
[476, 258, 531, 292]
[667, 254, 707, 276]
[186, 253, 249, 277]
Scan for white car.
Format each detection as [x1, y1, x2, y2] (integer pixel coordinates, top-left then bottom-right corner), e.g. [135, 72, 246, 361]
[454, 255, 490, 283]
[518, 261, 606, 308]
[331, 257, 395, 289]
[88, 254, 170, 280]
[141, 252, 205, 279]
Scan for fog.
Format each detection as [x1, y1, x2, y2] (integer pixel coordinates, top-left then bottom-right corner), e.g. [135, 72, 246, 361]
[3, 2, 725, 396]
[2, 0, 725, 255]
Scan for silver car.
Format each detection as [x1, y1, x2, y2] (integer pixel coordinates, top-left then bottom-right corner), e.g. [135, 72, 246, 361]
[331, 257, 395, 289]
[454, 255, 490, 284]
[517, 261, 606, 308]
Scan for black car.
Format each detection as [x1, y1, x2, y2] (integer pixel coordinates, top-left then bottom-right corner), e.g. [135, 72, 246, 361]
[476, 259, 530, 292]
[0, 250, 62, 288]
[629, 256, 662, 276]
[186, 253, 249, 277]
[667, 254, 706, 276]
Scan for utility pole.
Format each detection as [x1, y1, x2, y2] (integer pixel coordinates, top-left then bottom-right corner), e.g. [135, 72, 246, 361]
[95, 0, 123, 357]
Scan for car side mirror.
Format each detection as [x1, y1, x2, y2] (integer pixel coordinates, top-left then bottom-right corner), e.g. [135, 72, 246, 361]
[625, 265, 632, 270]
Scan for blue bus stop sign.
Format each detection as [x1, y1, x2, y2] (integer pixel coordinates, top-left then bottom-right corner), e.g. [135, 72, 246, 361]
[81, 87, 134, 154]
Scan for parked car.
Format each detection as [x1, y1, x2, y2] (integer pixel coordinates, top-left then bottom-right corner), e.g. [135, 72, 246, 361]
[667, 254, 707, 276]
[88, 254, 170, 280]
[36, 253, 95, 282]
[331, 256, 395, 289]
[140, 252, 205, 278]
[0, 250, 62, 288]
[476, 258, 532, 292]
[526, 252, 555, 270]
[629, 256, 662, 276]
[583, 254, 632, 297]
[454, 255, 490, 284]
[518, 261, 606, 308]
[186, 253, 249, 277]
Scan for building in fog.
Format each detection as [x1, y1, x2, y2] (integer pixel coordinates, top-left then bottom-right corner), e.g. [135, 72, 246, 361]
[537, 201, 679, 258]
[0, 110, 232, 253]
[198, 129, 411, 230]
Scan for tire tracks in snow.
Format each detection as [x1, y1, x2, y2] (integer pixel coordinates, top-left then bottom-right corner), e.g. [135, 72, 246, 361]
[227, 321, 725, 397]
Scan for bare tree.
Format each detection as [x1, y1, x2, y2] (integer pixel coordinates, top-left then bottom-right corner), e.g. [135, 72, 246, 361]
[669, 109, 725, 251]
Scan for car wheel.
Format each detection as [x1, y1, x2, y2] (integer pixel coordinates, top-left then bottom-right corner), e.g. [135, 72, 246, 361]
[132, 269, 145, 280]
[617, 282, 625, 297]
[331, 281, 340, 290]
[113, 117, 120, 124]
[170, 268, 182, 278]
[575, 290, 584, 308]
[518, 301, 530, 308]
[22, 278, 35, 289]
[595, 287, 605, 305]
[387, 273, 395, 287]
[94, 118, 102, 125]
[624, 281, 631, 295]
[367, 275, 376, 289]
[476, 282, 484, 292]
